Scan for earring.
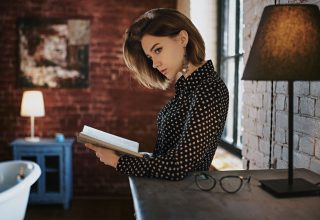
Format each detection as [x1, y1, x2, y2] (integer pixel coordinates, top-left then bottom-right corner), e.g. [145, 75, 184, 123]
[181, 47, 189, 76]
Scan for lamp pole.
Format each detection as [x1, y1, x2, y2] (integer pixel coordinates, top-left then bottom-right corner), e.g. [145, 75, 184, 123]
[30, 116, 35, 140]
[288, 81, 293, 186]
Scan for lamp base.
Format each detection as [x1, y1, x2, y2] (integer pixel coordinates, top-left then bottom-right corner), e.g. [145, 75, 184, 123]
[25, 137, 40, 142]
[260, 178, 320, 197]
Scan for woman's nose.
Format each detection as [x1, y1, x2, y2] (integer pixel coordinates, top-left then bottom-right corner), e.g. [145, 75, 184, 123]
[152, 59, 161, 69]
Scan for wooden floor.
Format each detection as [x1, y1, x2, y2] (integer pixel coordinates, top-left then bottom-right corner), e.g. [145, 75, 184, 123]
[212, 146, 243, 171]
[24, 197, 135, 220]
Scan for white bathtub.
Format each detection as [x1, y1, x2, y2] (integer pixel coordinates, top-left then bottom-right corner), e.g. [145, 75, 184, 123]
[0, 160, 41, 220]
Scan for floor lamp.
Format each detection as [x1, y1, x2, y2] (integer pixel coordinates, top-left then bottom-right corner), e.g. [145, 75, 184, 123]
[242, 4, 320, 197]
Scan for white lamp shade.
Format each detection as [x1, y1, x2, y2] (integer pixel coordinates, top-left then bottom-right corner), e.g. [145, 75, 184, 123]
[20, 91, 45, 117]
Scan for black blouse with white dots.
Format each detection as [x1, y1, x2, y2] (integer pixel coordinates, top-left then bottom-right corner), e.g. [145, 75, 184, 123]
[116, 60, 229, 180]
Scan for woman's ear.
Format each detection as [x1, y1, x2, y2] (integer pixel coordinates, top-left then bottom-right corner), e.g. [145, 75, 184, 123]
[179, 30, 189, 47]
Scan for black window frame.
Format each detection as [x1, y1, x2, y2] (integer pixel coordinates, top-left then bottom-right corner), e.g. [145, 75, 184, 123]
[218, 0, 243, 157]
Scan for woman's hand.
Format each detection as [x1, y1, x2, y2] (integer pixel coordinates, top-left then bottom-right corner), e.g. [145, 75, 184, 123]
[85, 143, 120, 168]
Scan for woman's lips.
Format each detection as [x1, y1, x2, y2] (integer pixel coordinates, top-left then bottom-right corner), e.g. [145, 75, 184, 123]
[160, 69, 167, 75]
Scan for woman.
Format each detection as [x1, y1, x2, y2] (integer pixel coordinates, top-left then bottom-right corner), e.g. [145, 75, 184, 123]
[85, 8, 229, 181]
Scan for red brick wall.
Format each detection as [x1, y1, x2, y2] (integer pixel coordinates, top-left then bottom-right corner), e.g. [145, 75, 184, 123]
[0, 0, 176, 197]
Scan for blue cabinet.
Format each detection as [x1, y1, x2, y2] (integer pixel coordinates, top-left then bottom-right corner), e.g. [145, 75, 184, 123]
[11, 138, 73, 209]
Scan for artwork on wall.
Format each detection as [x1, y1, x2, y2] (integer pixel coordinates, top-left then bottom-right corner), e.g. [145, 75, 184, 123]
[18, 18, 90, 88]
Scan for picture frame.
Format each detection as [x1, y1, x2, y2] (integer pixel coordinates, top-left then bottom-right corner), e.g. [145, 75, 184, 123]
[18, 18, 91, 88]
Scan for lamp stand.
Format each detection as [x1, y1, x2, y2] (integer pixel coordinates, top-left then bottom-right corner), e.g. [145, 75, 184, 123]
[260, 81, 320, 197]
[25, 116, 40, 142]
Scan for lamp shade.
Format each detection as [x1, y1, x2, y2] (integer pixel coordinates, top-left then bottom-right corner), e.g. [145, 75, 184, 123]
[242, 4, 320, 81]
[20, 91, 45, 117]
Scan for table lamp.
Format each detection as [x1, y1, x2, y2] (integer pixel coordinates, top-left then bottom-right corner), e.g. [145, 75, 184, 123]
[20, 91, 45, 142]
[242, 4, 320, 197]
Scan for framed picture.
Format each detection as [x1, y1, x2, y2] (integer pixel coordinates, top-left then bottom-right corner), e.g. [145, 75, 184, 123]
[18, 18, 90, 88]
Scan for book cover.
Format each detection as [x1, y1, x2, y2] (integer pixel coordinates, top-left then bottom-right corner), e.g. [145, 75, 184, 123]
[77, 125, 142, 158]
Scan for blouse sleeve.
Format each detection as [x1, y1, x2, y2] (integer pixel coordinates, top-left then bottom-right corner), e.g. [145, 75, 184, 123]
[116, 85, 227, 180]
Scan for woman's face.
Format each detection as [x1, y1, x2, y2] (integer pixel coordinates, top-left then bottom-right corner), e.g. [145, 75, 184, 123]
[141, 31, 188, 81]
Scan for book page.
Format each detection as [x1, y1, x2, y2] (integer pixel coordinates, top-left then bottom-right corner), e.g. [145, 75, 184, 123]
[78, 133, 142, 157]
[82, 126, 139, 152]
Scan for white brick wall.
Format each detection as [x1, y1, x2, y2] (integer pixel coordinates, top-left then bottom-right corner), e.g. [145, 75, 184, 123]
[311, 82, 320, 97]
[242, 0, 320, 175]
[315, 139, 320, 158]
[299, 136, 315, 155]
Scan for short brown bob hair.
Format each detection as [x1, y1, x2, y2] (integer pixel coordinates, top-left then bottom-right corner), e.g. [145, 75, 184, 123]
[123, 8, 205, 90]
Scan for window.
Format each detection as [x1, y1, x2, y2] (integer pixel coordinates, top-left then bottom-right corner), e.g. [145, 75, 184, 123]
[219, 0, 244, 156]
[184, 0, 243, 157]
[190, 0, 217, 61]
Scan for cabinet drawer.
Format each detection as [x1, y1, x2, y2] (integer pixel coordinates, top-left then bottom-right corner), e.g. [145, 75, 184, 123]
[13, 145, 63, 154]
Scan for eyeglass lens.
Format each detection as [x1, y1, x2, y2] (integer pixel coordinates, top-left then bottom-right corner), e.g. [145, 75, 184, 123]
[195, 173, 216, 191]
[220, 176, 243, 193]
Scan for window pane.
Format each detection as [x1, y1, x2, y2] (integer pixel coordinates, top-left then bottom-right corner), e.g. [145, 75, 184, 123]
[237, 0, 244, 148]
[45, 156, 60, 192]
[237, 56, 244, 147]
[221, 58, 235, 144]
[227, 1, 236, 56]
[239, 0, 244, 54]
[190, 0, 216, 60]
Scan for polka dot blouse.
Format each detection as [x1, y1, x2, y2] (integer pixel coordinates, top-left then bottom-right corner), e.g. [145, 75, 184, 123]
[116, 60, 229, 180]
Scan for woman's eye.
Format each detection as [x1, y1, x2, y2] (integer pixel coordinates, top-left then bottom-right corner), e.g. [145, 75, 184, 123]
[154, 47, 162, 54]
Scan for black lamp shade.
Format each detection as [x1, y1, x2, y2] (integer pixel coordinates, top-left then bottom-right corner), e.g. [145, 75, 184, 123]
[242, 4, 320, 81]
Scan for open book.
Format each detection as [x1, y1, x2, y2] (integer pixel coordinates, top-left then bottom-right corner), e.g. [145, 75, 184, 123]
[77, 125, 142, 158]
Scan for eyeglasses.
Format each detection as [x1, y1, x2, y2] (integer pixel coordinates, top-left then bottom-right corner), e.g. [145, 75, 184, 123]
[194, 172, 251, 193]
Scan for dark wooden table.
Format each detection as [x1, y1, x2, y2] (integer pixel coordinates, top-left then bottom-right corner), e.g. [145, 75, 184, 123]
[129, 169, 320, 220]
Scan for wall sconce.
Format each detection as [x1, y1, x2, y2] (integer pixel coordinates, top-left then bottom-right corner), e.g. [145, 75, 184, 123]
[242, 4, 320, 197]
[20, 91, 45, 142]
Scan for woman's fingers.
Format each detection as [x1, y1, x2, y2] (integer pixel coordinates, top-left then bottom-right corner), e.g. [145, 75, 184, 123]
[84, 143, 119, 167]
[84, 143, 116, 155]
[85, 143, 99, 151]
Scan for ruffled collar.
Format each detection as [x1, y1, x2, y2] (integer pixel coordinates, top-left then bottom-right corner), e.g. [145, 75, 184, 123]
[175, 60, 216, 94]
